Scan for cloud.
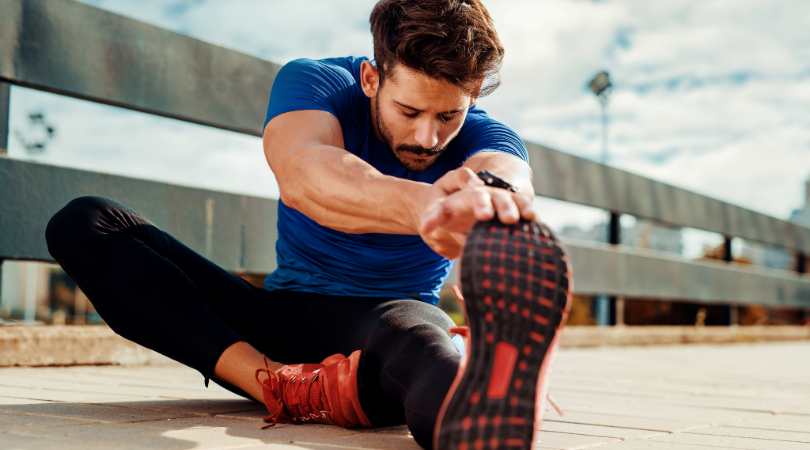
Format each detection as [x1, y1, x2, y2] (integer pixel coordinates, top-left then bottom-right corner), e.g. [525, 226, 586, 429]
[478, 0, 810, 219]
[10, 0, 810, 228]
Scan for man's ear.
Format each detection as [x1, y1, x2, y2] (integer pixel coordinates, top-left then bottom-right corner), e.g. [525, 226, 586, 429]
[360, 60, 379, 98]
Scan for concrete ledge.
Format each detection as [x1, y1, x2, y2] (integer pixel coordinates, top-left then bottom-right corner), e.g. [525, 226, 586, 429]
[0, 325, 174, 367]
[1, 324, 809, 367]
[560, 325, 810, 348]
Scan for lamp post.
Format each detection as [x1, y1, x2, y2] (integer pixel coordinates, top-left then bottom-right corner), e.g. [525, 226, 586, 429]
[588, 72, 619, 326]
[588, 71, 611, 164]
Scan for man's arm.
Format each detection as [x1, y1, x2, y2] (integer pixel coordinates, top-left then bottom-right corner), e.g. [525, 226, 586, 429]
[264, 110, 498, 234]
[264, 109, 535, 259]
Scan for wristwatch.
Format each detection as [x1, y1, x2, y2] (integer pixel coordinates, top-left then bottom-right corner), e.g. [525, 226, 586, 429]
[477, 170, 519, 193]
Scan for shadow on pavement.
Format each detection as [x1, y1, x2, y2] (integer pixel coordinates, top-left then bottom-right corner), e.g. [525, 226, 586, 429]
[0, 397, 419, 450]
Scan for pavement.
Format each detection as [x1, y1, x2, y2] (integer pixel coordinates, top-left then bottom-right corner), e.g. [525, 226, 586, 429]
[1, 341, 809, 450]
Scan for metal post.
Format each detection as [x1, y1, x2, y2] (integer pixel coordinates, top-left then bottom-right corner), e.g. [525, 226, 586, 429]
[607, 212, 622, 326]
[0, 259, 4, 323]
[615, 297, 625, 326]
[74, 288, 87, 325]
[723, 236, 733, 263]
[600, 97, 609, 165]
[609, 212, 621, 246]
[0, 81, 9, 155]
[1, 84, 9, 321]
[728, 305, 738, 326]
[23, 262, 38, 323]
[595, 295, 610, 326]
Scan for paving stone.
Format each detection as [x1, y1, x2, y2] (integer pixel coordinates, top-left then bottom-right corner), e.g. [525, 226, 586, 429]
[216, 408, 269, 421]
[664, 395, 804, 413]
[775, 414, 810, 424]
[0, 395, 48, 406]
[130, 415, 364, 443]
[1, 430, 133, 450]
[543, 391, 648, 409]
[300, 428, 421, 449]
[0, 411, 94, 431]
[99, 398, 265, 416]
[650, 431, 810, 449]
[729, 417, 810, 433]
[0, 375, 234, 401]
[0, 401, 187, 423]
[592, 440, 730, 449]
[14, 422, 267, 450]
[549, 382, 690, 399]
[540, 421, 668, 440]
[544, 411, 704, 433]
[534, 430, 621, 449]
[788, 407, 810, 416]
[0, 384, 154, 403]
[569, 402, 767, 424]
[686, 425, 810, 443]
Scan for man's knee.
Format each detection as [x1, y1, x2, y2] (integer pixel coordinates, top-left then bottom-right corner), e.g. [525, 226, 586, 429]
[46, 196, 114, 258]
[369, 300, 456, 351]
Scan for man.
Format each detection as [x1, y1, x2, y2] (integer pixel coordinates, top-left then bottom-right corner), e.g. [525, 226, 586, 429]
[45, 1, 571, 449]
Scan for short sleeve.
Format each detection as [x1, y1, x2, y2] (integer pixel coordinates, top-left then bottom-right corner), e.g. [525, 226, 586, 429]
[264, 58, 361, 128]
[445, 106, 529, 169]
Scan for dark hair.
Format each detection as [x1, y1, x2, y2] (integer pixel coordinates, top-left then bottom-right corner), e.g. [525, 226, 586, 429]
[369, 0, 505, 97]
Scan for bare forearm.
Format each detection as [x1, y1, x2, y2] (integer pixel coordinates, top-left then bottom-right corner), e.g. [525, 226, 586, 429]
[274, 143, 428, 235]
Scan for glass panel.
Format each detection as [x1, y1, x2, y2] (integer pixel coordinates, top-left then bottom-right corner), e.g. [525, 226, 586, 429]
[681, 227, 726, 261]
[533, 197, 610, 243]
[734, 238, 793, 272]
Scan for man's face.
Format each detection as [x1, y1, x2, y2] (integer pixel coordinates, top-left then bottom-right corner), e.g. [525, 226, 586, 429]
[373, 65, 474, 172]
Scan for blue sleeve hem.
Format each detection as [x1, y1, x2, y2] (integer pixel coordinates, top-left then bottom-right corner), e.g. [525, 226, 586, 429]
[263, 58, 357, 129]
[264, 104, 339, 128]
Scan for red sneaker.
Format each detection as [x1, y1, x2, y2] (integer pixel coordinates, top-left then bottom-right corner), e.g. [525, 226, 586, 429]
[434, 219, 573, 450]
[255, 350, 372, 429]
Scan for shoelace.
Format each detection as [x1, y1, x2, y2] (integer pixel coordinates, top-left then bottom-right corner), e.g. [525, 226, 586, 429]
[255, 357, 332, 429]
[449, 325, 564, 416]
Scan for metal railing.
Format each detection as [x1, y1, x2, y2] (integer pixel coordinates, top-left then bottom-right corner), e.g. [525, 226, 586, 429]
[1, 0, 809, 323]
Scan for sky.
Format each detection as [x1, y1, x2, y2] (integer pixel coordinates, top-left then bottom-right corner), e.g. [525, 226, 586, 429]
[7, 0, 810, 253]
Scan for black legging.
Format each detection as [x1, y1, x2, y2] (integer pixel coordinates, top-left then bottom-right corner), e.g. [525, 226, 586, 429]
[45, 196, 460, 449]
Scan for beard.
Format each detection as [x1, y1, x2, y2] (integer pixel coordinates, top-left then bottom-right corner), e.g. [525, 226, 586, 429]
[376, 98, 447, 172]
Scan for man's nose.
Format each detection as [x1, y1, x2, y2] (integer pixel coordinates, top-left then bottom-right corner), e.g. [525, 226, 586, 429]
[413, 118, 439, 150]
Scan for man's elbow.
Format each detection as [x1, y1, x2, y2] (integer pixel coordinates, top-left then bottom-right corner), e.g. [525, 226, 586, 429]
[278, 183, 305, 211]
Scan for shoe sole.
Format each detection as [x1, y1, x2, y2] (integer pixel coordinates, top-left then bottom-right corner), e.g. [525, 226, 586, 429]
[435, 219, 572, 450]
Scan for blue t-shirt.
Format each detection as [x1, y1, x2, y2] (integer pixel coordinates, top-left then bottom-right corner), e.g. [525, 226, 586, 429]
[263, 56, 528, 305]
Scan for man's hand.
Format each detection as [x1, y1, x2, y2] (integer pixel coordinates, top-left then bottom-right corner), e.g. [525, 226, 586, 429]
[414, 168, 536, 259]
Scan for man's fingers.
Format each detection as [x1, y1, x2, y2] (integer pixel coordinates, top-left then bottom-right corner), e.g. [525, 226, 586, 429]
[512, 194, 537, 221]
[490, 190, 520, 224]
[435, 167, 484, 194]
[468, 189, 495, 221]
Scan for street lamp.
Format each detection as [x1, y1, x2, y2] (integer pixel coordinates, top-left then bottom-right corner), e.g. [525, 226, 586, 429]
[588, 71, 611, 164]
[588, 72, 617, 326]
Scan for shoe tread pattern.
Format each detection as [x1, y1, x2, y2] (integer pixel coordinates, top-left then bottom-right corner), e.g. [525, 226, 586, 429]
[437, 219, 571, 450]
